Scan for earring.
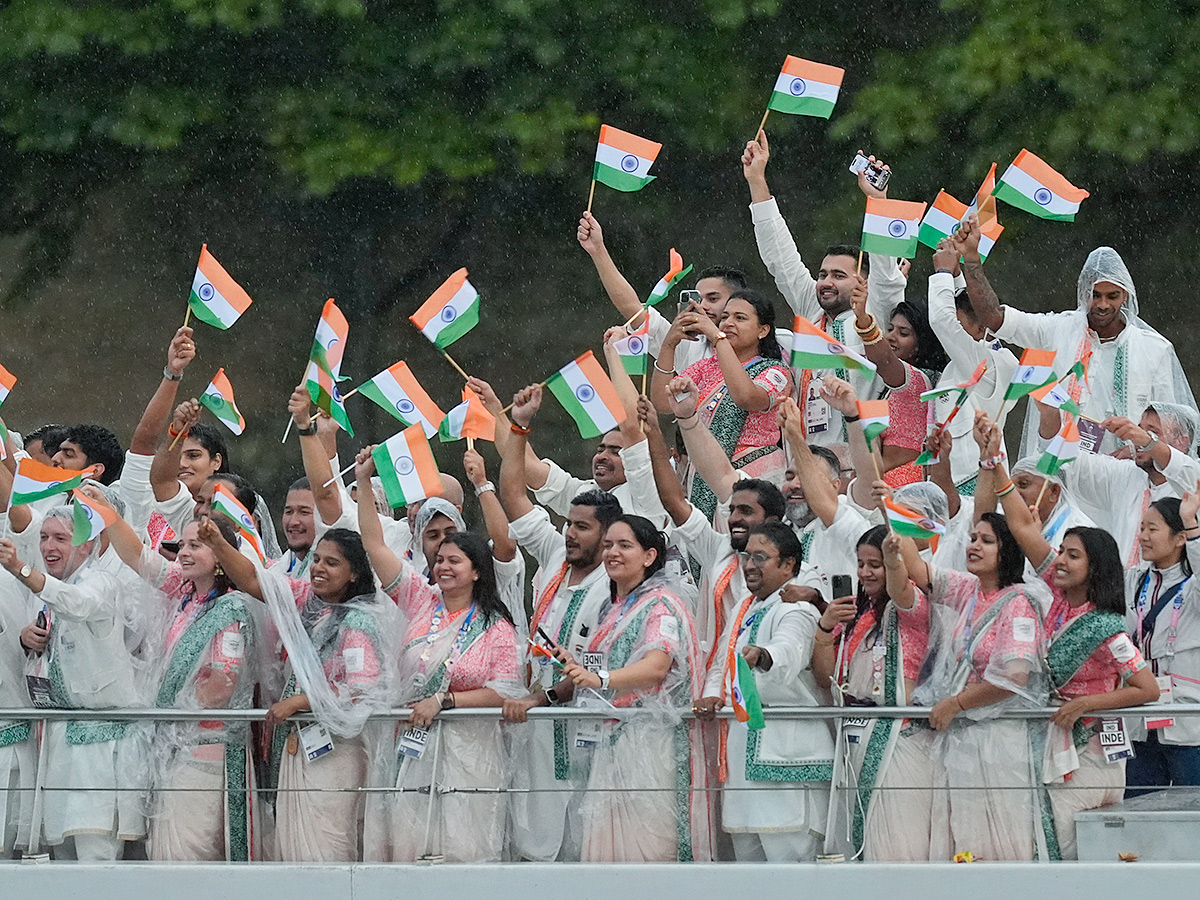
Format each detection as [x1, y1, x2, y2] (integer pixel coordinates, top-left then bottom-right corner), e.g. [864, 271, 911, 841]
[214, 565, 224, 577]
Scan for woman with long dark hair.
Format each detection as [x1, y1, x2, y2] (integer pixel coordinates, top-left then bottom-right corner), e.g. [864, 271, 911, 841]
[558, 515, 710, 861]
[973, 414, 1160, 857]
[654, 288, 793, 518]
[354, 450, 521, 863]
[813, 525, 939, 860]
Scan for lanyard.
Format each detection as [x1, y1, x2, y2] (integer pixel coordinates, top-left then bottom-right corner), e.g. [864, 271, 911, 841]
[1041, 505, 1072, 544]
[1136, 570, 1188, 657]
[589, 591, 642, 650]
[956, 590, 981, 662]
[418, 601, 476, 677]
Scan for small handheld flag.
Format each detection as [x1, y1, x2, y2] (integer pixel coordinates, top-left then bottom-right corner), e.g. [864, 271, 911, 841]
[410, 268, 480, 350]
[372, 424, 442, 509]
[438, 396, 494, 443]
[210, 482, 265, 563]
[1030, 361, 1085, 417]
[593, 125, 662, 194]
[1004, 348, 1057, 401]
[884, 498, 947, 539]
[357, 361, 446, 438]
[612, 323, 650, 376]
[188, 245, 253, 330]
[305, 298, 353, 435]
[1037, 417, 1082, 478]
[546, 350, 627, 439]
[199, 368, 246, 436]
[857, 399, 890, 450]
[646, 249, 693, 307]
[917, 190, 969, 250]
[994, 150, 1089, 222]
[0, 362, 15, 409]
[731, 654, 765, 730]
[10, 458, 95, 508]
[861, 197, 927, 259]
[765, 55, 845, 120]
[920, 360, 988, 403]
[71, 489, 118, 546]
[790, 316, 877, 376]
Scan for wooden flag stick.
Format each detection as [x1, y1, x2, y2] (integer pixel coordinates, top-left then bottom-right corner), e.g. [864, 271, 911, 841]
[168, 427, 187, 452]
[183, 305, 192, 329]
[623, 304, 649, 329]
[499, 380, 549, 416]
[466, 436, 475, 452]
[281, 417, 294, 444]
[856, 249, 864, 276]
[340, 387, 359, 401]
[757, 108, 771, 137]
[586, 178, 597, 214]
[322, 460, 357, 489]
[441, 349, 471, 382]
[1033, 476, 1051, 514]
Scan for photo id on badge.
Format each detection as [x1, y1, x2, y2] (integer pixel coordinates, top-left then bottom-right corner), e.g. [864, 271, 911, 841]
[299, 722, 335, 763]
[1100, 718, 1133, 763]
[399, 725, 429, 759]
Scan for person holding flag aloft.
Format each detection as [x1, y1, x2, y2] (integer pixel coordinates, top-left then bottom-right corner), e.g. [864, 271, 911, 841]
[812, 525, 940, 861]
[692, 521, 834, 862]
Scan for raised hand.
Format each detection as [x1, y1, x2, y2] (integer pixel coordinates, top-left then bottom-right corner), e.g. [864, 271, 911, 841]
[665, 375, 699, 420]
[166, 326, 196, 377]
[577, 211, 604, 255]
[932, 237, 960, 276]
[510, 385, 543, 429]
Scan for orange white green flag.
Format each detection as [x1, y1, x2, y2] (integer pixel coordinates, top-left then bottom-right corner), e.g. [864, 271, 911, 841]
[730, 654, 765, 729]
[646, 249, 693, 307]
[967, 163, 1000, 228]
[1037, 416, 1081, 478]
[1004, 348, 1057, 401]
[188, 244, 253, 330]
[994, 150, 1089, 222]
[857, 399, 889, 450]
[920, 360, 989, 402]
[0, 362, 15, 408]
[304, 298, 353, 435]
[410, 268, 480, 349]
[1030, 361, 1085, 416]
[199, 368, 246, 435]
[372, 423, 442, 509]
[612, 322, 650, 376]
[593, 125, 662, 193]
[210, 481, 265, 562]
[790, 316, 877, 376]
[861, 197, 927, 258]
[438, 395, 493, 443]
[885, 497, 947, 539]
[546, 350, 626, 439]
[357, 361, 445, 437]
[917, 190, 968, 250]
[71, 488, 118, 546]
[766, 55, 845, 119]
[10, 457, 95, 507]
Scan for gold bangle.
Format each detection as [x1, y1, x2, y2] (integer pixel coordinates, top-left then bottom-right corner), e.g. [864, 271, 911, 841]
[854, 315, 879, 336]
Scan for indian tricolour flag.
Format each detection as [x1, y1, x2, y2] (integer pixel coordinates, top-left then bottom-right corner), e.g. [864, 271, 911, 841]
[921, 359, 988, 402]
[857, 399, 889, 450]
[1004, 348, 1057, 401]
[546, 350, 627, 439]
[1037, 417, 1082, 478]
[594, 125, 662, 193]
[861, 197, 927, 258]
[372, 423, 442, 509]
[917, 190, 968, 250]
[188, 244, 253, 330]
[967, 162, 1000, 227]
[71, 488, 118, 546]
[646, 249, 693, 307]
[10, 458, 94, 507]
[438, 395, 493, 443]
[410, 268, 480, 349]
[199, 368, 246, 435]
[357, 361, 445, 437]
[730, 653, 765, 730]
[0, 362, 15, 408]
[976, 217, 1005, 263]
[613, 323, 650, 376]
[766, 55, 845, 119]
[211, 482, 265, 563]
[305, 298, 353, 435]
[790, 316, 877, 376]
[885, 498, 947, 539]
[994, 150, 1089, 222]
[1031, 361, 1085, 416]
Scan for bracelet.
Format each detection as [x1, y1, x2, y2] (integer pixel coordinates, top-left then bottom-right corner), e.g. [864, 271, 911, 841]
[167, 425, 184, 439]
[979, 453, 1004, 470]
[296, 420, 319, 436]
[474, 481, 495, 497]
[843, 413, 860, 423]
[813, 632, 836, 646]
[817, 621, 835, 634]
[678, 418, 701, 431]
[509, 421, 531, 436]
[854, 315, 878, 336]
[862, 331, 885, 347]
[995, 480, 1016, 498]
[714, 332, 729, 344]
[162, 367, 183, 382]
[934, 269, 955, 275]
[653, 361, 675, 375]
[954, 694, 966, 711]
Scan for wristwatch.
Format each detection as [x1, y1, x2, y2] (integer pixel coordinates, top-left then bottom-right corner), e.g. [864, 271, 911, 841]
[474, 481, 496, 497]
[439, 691, 456, 711]
[597, 669, 611, 690]
[1136, 432, 1159, 454]
[545, 686, 562, 706]
[296, 420, 319, 436]
[18, 564, 32, 580]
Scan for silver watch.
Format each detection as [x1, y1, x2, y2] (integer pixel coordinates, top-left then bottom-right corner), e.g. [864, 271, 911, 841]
[598, 669, 611, 690]
[1136, 432, 1159, 453]
[18, 564, 32, 580]
[474, 481, 496, 497]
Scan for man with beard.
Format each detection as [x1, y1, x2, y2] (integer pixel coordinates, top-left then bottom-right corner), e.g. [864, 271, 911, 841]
[1035, 400, 1200, 566]
[497, 384, 623, 861]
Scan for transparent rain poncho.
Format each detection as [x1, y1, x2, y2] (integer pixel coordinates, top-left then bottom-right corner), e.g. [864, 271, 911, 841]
[912, 565, 1052, 860]
[412, 498, 466, 543]
[1146, 400, 1200, 456]
[569, 570, 712, 862]
[367, 552, 523, 863]
[893, 482, 951, 528]
[1016, 247, 1198, 456]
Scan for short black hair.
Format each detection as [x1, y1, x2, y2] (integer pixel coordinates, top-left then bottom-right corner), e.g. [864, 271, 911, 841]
[823, 244, 868, 275]
[748, 521, 804, 575]
[954, 287, 975, 319]
[731, 478, 785, 521]
[288, 476, 312, 493]
[809, 445, 842, 481]
[570, 488, 623, 531]
[185, 423, 230, 472]
[24, 423, 69, 457]
[697, 265, 748, 292]
[65, 424, 124, 485]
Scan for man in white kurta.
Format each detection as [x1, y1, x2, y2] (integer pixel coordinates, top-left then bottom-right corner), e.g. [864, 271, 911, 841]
[695, 522, 835, 861]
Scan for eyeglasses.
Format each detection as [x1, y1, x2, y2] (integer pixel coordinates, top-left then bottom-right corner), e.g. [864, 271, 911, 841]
[739, 551, 778, 567]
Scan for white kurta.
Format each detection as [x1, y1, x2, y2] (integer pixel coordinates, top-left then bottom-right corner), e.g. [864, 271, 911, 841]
[798, 498, 872, 600]
[533, 441, 668, 527]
